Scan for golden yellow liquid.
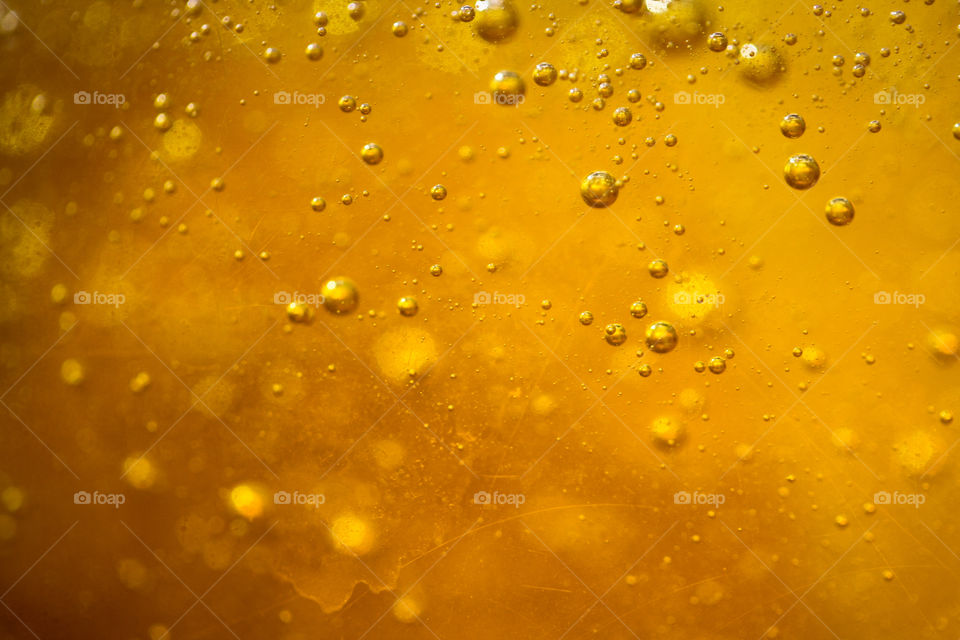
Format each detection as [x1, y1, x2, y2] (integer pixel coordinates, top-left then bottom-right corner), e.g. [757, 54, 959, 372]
[1, 0, 959, 638]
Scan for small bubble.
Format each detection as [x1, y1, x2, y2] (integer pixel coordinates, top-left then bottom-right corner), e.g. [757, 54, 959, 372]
[339, 95, 357, 112]
[61, 359, 85, 385]
[361, 143, 384, 165]
[579, 311, 594, 325]
[825, 197, 854, 226]
[398, 297, 418, 316]
[707, 32, 727, 52]
[311, 197, 326, 211]
[646, 322, 678, 353]
[430, 264, 443, 276]
[473, 0, 519, 42]
[783, 33, 798, 45]
[569, 88, 584, 102]
[869, 120, 882, 133]
[783, 154, 820, 190]
[430, 184, 447, 200]
[605, 323, 628, 346]
[153, 93, 171, 110]
[286, 302, 313, 323]
[322, 278, 359, 314]
[629, 53, 647, 69]
[739, 43, 783, 83]
[392, 21, 408, 36]
[458, 5, 475, 21]
[305, 43, 323, 60]
[780, 113, 806, 138]
[708, 356, 726, 374]
[648, 259, 669, 278]
[313, 11, 328, 26]
[347, 1, 365, 20]
[889, 10, 906, 24]
[580, 171, 619, 207]
[694, 360, 706, 372]
[612, 107, 632, 126]
[490, 70, 525, 104]
[263, 47, 281, 63]
[638, 363, 652, 377]
[154, 113, 171, 131]
[630, 300, 648, 318]
[533, 62, 558, 86]
[664, 134, 677, 147]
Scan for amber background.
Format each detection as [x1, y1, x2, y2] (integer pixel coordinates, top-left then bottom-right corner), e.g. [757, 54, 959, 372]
[1, 0, 960, 638]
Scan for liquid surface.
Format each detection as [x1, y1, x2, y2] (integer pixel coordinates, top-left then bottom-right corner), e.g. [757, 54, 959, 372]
[1, 0, 959, 638]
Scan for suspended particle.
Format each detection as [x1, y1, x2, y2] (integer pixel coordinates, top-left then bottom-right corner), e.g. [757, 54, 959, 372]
[361, 143, 384, 165]
[825, 197, 855, 226]
[580, 171, 619, 207]
[605, 323, 628, 346]
[780, 113, 805, 138]
[783, 154, 820, 190]
[650, 416, 684, 447]
[646, 321, 678, 353]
